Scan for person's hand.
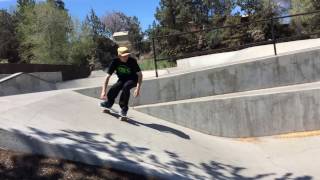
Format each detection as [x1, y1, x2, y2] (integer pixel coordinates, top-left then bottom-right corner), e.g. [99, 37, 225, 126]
[134, 88, 140, 97]
[100, 91, 107, 100]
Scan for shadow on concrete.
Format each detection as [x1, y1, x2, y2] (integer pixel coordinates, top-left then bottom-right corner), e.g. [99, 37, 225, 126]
[102, 110, 190, 140]
[125, 118, 191, 140]
[0, 128, 314, 180]
[0, 149, 146, 180]
[102, 109, 121, 119]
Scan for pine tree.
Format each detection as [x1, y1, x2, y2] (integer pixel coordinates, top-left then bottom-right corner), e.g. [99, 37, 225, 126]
[85, 9, 107, 38]
[290, 0, 320, 36]
[84, 9, 118, 68]
[128, 16, 143, 52]
[0, 10, 20, 63]
[47, 0, 65, 10]
[17, 0, 35, 10]
[17, 1, 71, 64]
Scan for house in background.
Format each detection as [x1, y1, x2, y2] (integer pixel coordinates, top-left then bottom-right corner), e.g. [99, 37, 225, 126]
[112, 31, 142, 59]
[112, 31, 131, 50]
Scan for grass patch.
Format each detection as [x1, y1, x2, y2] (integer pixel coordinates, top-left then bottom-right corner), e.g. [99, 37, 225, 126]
[138, 58, 176, 71]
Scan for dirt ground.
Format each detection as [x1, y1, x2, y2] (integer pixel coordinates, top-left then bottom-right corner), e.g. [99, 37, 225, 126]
[0, 148, 155, 180]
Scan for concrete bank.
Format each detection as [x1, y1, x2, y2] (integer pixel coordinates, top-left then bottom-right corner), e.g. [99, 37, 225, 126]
[135, 82, 320, 137]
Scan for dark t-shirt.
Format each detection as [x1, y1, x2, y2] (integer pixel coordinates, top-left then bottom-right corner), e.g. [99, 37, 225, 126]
[107, 57, 141, 82]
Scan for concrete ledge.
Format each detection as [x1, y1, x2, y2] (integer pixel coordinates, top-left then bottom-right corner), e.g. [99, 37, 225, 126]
[0, 73, 56, 97]
[0, 74, 10, 80]
[135, 82, 320, 138]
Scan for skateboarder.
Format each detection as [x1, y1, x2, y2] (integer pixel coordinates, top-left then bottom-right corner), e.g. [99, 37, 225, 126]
[100, 46, 143, 117]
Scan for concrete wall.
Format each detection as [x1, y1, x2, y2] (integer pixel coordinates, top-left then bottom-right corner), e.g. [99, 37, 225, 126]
[74, 86, 137, 106]
[30, 72, 63, 83]
[136, 87, 320, 138]
[1, 72, 62, 83]
[177, 38, 320, 69]
[0, 73, 56, 96]
[77, 48, 320, 106]
[137, 48, 320, 105]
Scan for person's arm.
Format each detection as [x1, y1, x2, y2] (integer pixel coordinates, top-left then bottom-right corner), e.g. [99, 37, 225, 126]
[134, 71, 143, 97]
[101, 60, 116, 100]
[100, 74, 112, 99]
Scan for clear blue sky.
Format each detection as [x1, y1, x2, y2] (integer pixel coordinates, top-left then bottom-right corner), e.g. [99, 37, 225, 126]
[0, 0, 160, 31]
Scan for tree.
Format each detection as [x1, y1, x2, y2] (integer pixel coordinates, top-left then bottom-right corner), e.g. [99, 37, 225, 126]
[102, 11, 130, 37]
[68, 19, 94, 66]
[53, 0, 65, 10]
[17, 0, 35, 12]
[84, 9, 118, 68]
[155, 0, 179, 29]
[235, 0, 283, 42]
[154, 0, 187, 56]
[17, 1, 71, 64]
[16, 0, 35, 63]
[47, 0, 65, 9]
[290, 0, 320, 36]
[0, 10, 20, 63]
[128, 16, 143, 52]
[86, 9, 108, 38]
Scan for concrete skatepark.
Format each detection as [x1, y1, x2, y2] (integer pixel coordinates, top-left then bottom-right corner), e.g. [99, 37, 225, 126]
[1, 39, 320, 179]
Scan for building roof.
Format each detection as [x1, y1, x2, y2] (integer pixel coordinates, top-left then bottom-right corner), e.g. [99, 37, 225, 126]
[113, 31, 129, 37]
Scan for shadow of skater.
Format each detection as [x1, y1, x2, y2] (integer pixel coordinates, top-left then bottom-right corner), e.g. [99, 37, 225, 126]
[125, 118, 191, 140]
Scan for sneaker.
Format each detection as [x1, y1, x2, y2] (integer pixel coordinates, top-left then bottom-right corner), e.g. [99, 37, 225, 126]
[120, 109, 127, 117]
[100, 101, 112, 109]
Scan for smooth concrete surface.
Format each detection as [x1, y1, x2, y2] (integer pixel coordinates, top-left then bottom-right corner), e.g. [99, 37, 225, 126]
[177, 38, 320, 69]
[0, 90, 319, 179]
[135, 81, 320, 138]
[0, 73, 56, 97]
[79, 47, 320, 106]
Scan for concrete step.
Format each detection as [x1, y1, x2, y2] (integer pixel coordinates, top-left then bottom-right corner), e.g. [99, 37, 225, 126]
[134, 81, 320, 138]
[80, 47, 320, 106]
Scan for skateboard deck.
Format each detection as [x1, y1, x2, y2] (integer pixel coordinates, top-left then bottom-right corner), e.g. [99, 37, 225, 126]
[102, 107, 128, 121]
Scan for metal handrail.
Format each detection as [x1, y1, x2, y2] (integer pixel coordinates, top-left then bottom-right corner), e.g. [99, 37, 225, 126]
[151, 10, 320, 77]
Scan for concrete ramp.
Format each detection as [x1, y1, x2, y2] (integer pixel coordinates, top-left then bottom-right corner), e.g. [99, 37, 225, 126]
[0, 74, 10, 79]
[177, 38, 320, 69]
[0, 90, 319, 179]
[0, 72, 56, 97]
[77, 47, 320, 107]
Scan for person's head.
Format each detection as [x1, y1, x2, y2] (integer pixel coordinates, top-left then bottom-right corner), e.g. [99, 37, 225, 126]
[117, 47, 130, 62]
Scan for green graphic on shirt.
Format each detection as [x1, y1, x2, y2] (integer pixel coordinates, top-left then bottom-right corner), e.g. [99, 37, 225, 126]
[117, 65, 131, 75]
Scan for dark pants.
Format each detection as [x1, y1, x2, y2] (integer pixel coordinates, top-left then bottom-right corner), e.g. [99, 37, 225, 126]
[107, 80, 137, 112]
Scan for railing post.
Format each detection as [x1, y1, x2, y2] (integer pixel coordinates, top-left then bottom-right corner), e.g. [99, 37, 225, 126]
[269, 0, 277, 56]
[271, 17, 278, 56]
[152, 37, 158, 78]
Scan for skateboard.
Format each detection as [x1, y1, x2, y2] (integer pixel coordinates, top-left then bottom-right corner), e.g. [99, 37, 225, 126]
[102, 107, 128, 121]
